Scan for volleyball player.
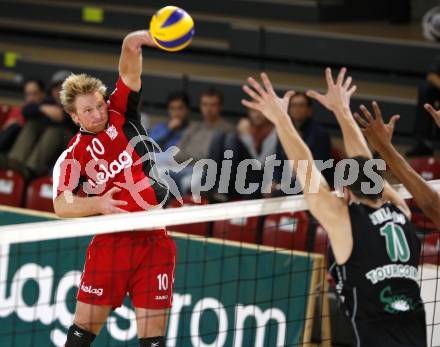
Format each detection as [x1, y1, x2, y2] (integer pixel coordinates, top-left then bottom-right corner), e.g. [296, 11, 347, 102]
[242, 68, 427, 347]
[52, 30, 175, 347]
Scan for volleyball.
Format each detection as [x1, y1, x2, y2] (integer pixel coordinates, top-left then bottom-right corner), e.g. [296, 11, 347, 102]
[423, 6, 440, 42]
[149, 6, 195, 52]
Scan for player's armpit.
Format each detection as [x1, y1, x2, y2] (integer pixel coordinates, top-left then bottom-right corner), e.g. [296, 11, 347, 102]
[108, 76, 142, 121]
[305, 190, 352, 264]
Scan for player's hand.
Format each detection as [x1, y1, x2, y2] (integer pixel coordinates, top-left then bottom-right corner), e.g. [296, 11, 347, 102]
[424, 103, 440, 128]
[143, 30, 157, 48]
[97, 187, 128, 215]
[353, 101, 400, 152]
[306, 67, 357, 114]
[124, 30, 157, 54]
[168, 117, 183, 130]
[241, 72, 295, 125]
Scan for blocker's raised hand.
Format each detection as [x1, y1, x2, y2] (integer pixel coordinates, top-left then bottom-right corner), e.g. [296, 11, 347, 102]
[241, 72, 295, 125]
[307, 67, 356, 114]
[353, 101, 400, 152]
[425, 103, 440, 128]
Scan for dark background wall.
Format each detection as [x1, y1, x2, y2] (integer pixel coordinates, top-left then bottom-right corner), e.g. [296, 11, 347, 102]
[412, 0, 440, 19]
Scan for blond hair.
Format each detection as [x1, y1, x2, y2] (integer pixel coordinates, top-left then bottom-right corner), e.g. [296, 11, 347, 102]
[60, 73, 107, 114]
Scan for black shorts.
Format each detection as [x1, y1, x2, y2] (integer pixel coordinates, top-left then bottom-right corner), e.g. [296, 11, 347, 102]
[354, 307, 427, 347]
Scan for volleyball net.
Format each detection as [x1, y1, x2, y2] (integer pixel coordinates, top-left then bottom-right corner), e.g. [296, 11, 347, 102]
[0, 180, 439, 347]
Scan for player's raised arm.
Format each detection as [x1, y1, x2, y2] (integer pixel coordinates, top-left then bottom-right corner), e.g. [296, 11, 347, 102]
[119, 30, 156, 92]
[241, 73, 352, 264]
[307, 68, 410, 217]
[355, 102, 440, 228]
[306, 68, 367, 157]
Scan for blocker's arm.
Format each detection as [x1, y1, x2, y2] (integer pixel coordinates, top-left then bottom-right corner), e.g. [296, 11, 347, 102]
[355, 103, 440, 228]
[307, 68, 409, 218]
[241, 73, 352, 264]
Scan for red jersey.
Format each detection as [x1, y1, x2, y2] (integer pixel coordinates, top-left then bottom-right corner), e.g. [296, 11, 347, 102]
[52, 77, 168, 212]
[52, 78, 175, 311]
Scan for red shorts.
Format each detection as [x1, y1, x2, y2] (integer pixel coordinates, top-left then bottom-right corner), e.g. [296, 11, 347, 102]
[77, 229, 176, 310]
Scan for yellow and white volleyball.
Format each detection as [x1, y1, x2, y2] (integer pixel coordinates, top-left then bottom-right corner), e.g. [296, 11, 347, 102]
[149, 6, 195, 52]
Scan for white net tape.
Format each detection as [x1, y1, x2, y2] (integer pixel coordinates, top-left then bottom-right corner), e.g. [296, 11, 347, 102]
[1, 180, 439, 245]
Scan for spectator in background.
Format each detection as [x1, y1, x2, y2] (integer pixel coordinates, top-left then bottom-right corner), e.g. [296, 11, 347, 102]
[0, 104, 22, 152]
[174, 87, 234, 163]
[287, 92, 333, 184]
[7, 70, 77, 179]
[171, 87, 234, 194]
[288, 92, 331, 161]
[208, 93, 332, 201]
[207, 108, 286, 201]
[406, 55, 440, 157]
[149, 91, 190, 151]
[0, 79, 46, 152]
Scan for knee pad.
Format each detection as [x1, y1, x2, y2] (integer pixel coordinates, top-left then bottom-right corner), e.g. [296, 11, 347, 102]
[139, 336, 165, 347]
[65, 324, 96, 347]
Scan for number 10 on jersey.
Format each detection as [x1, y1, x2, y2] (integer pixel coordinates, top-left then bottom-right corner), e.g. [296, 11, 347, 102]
[157, 273, 169, 291]
[380, 222, 410, 263]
